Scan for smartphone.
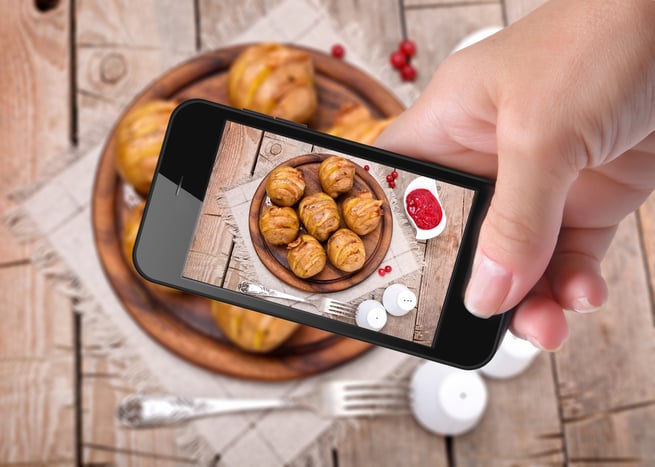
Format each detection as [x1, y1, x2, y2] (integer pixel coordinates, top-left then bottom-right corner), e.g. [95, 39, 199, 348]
[134, 99, 512, 369]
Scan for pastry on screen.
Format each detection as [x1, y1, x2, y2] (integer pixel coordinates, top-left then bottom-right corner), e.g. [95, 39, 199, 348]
[259, 205, 300, 246]
[211, 301, 300, 353]
[287, 234, 327, 279]
[227, 43, 318, 123]
[318, 155, 355, 198]
[115, 99, 177, 196]
[327, 228, 366, 273]
[342, 190, 384, 236]
[265, 166, 306, 207]
[298, 192, 341, 242]
[326, 103, 395, 145]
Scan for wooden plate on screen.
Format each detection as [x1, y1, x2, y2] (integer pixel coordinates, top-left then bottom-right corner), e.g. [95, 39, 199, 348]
[250, 153, 392, 293]
[92, 44, 404, 380]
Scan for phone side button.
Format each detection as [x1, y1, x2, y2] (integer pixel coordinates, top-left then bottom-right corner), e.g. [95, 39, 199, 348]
[274, 116, 307, 128]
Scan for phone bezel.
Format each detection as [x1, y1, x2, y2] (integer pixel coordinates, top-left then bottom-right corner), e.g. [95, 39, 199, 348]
[134, 99, 512, 369]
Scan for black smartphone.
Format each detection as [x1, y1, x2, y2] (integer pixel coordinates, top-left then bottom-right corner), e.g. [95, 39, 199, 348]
[134, 99, 512, 368]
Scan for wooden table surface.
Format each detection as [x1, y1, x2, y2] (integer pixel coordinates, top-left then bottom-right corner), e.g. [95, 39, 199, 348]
[1, 0, 654, 465]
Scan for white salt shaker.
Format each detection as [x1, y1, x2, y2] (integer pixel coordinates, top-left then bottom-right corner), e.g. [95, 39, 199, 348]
[356, 300, 387, 331]
[410, 361, 487, 436]
[382, 284, 417, 317]
[480, 330, 541, 379]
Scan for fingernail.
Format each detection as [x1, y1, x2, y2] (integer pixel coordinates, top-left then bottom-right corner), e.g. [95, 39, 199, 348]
[465, 255, 512, 318]
[571, 297, 600, 314]
[527, 334, 566, 352]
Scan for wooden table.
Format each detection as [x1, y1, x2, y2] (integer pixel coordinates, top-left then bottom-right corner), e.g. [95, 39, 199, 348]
[1, 0, 654, 465]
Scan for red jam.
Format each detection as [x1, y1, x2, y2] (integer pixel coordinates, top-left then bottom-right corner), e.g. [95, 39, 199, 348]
[406, 188, 442, 230]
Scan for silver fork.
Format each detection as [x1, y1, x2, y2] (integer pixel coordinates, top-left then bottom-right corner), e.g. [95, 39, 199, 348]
[238, 280, 356, 319]
[117, 380, 410, 428]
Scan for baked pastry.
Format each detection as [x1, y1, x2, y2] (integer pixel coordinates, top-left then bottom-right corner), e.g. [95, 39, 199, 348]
[259, 205, 300, 246]
[115, 99, 177, 195]
[298, 192, 340, 242]
[342, 190, 384, 236]
[327, 228, 366, 273]
[227, 43, 318, 123]
[326, 103, 395, 145]
[287, 234, 327, 279]
[211, 301, 300, 353]
[265, 166, 305, 207]
[318, 155, 355, 198]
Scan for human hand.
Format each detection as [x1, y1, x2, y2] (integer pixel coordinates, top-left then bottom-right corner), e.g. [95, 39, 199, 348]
[376, 0, 655, 350]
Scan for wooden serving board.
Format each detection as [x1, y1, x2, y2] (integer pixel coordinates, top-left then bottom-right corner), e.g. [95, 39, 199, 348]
[250, 153, 392, 293]
[92, 44, 404, 380]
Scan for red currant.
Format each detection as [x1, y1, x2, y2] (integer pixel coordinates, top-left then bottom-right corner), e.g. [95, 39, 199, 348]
[378, 268, 386, 276]
[364, 164, 370, 171]
[390, 50, 406, 69]
[399, 39, 417, 57]
[400, 64, 417, 82]
[391, 170, 398, 179]
[331, 44, 345, 59]
[389, 180, 396, 188]
[386, 174, 394, 183]
[384, 265, 392, 273]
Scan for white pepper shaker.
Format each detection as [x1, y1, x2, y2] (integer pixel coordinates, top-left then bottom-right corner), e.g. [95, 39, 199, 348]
[480, 330, 541, 379]
[382, 284, 417, 317]
[355, 300, 387, 331]
[410, 361, 487, 436]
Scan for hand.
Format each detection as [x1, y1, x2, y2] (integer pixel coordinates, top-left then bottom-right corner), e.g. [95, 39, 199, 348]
[376, 0, 655, 350]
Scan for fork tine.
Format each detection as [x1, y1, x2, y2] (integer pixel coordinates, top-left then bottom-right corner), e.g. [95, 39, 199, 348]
[321, 308, 356, 319]
[326, 302, 356, 313]
[335, 407, 412, 418]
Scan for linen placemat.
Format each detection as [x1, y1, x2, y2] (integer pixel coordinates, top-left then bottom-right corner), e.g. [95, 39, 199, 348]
[5, 1, 421, 465]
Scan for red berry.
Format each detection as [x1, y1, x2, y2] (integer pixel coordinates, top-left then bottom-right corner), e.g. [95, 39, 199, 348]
[384, 265, 392, 273]
[386, 174, 394, 182]
[378, 268, 386, 276]
[389, 180, 396, 188]
[391, 170, 398, 179]
[399, 39, 417, 57]
[400, 64, 417, 82]
[331, 44, 345, 59]
[390, 50, 406, 69]
[364, 164, 370, 171]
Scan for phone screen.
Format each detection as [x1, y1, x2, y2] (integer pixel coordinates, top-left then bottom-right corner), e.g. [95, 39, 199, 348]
[181, 120, 475, 347]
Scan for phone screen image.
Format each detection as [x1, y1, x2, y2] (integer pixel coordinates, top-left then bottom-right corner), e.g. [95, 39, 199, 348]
[181, 120, 475, 347]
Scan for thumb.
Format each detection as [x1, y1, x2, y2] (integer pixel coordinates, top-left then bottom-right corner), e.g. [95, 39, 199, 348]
[464, 129, 578, 318]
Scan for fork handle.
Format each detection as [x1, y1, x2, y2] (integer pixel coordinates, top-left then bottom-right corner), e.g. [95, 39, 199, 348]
[118, 395, 294, 428]
[238, 280, 307, 302]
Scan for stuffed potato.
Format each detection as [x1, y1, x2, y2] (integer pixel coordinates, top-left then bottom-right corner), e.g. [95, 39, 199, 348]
[298, 192, 340, 242]
[327, 228, 366, 273]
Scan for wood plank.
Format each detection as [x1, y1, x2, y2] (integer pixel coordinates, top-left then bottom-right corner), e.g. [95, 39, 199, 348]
[0, 268, 75, 463]
[454, 354, 564, 466]
[0, 0, 75, 463]
[638, 192, 655, 323]
[198, 0, 286, 50]
[555, 214, 655, 460]
[81, 349, 195, 465]
[503, 0, 545, 24]
[75, 0, 196, 133]
[75, 1, 197, 464]
[405, 3, 504, 91]
[406, 0, 497, 6]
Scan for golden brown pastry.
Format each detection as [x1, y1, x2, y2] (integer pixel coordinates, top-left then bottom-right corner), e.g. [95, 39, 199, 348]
[211, 301, 300, 353]
[327, 228, 366, 273]
[318, 155, 356, 198]
[298, 192, 340, 242]
[115, 99, 177, 195]
[326, 103, 395, 145]
[227, 43, 318, 123]
[259, 205, 300, 246]
[265, 166, 306, 206]
[287, 234, 327, 279]
[341, 190, 384, 236]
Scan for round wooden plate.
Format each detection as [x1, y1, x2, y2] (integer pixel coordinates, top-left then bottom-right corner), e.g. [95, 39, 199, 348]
[250, 153, 392, 292]
[92, 44, 404, 380]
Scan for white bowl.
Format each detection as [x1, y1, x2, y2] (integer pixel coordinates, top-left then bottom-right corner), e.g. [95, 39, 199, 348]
[403, 177, 447, 240]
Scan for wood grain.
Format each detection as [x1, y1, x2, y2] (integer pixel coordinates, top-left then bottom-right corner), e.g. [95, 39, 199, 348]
[638, 192, 655, 324]
[555, 214, 655, 460]
[0, 0, 75, 464]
